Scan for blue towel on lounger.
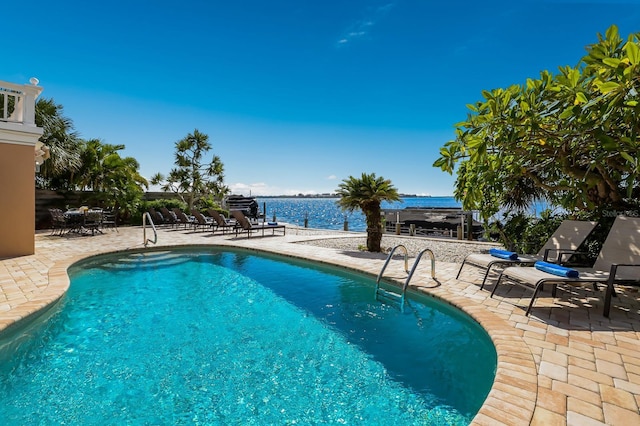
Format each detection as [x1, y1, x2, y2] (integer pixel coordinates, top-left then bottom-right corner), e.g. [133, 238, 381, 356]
[534, 261, 579, 278]
[489, 248, 518, 260]
[267, 222, 278, 226]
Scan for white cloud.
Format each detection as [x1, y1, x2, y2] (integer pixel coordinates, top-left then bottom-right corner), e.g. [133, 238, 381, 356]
[326, 174, 338, 180]
[228, 182, 270, 196]
[229, 182, 326, 197]
[337, 2, 396, 46]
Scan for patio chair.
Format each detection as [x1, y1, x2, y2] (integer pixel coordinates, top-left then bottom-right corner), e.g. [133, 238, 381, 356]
[102, 209, 118, 232]
[231, 210, 286, 238]
[159, 207, 178, 227]
[63, 209, 86, 234]
[48, 208, 68, 236]
[456, 219, 598, 289]
[83, 210, 103, 235]
[190, 210, 214, 232]
[172, 208, 196, 230]
[207, 209, 237, 234]
[491, 215, 640, 317]
[148, 208, 167, 227]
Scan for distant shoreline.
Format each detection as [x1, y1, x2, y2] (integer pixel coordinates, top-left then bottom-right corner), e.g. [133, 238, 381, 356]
[254, 194, 446, 199]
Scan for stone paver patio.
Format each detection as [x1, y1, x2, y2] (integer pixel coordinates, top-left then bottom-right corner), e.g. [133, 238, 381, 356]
[1, 226, 639, 425]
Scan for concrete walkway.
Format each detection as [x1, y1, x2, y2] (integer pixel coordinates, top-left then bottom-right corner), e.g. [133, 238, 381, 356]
[1, 226, 639, 425]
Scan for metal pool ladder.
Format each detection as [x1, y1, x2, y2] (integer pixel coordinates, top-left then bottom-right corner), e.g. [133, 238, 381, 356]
[375, 245, 436, 309]
[143, 212, 157, 247]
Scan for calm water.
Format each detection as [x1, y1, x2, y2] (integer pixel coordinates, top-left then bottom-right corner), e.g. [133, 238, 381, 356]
[257, 196, 462, 231]
[0, 247, 496, 425]
[257, 196, 554, 231]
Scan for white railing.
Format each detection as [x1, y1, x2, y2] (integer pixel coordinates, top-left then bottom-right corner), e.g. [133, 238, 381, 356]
[0, 78, 42, 126]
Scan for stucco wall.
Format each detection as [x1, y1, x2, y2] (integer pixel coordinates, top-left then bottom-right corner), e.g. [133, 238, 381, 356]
[0, 143, 35, 257]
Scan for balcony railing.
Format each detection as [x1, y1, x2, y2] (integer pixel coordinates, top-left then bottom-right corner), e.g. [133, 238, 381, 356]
[0, 78, 43, 127]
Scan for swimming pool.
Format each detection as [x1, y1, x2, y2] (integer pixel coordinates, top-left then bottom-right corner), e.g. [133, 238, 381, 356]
[0, 247, 496, 425]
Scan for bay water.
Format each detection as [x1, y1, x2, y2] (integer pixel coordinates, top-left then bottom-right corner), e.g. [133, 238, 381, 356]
[256, 196, 461, 232]
[255, 196, 553, 231]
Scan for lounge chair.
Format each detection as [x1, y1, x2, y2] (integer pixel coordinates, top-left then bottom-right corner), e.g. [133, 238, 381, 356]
[173, 208, 196, 230]
[456, 219, 598, 288]
[190, 210, 214, 232]
[148, 208, 165, 226]
[207, 209, 237, 234]
[159, 207, 178, 227]
[231, 210, 286, 238]
[491, 216, 640, 317]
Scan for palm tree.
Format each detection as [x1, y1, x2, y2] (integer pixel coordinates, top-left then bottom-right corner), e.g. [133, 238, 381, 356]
[151, 129, 226, 211]
[75, 139, 148, 214]
[34, 98, 82, 189]
[75, 139, 126, 191]
[336, 173, 400, 252]
[103, 154, 148, 220]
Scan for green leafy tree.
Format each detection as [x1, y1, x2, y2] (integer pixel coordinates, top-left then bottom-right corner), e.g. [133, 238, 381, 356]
[103, 154, 148, 221]
[75, 139, 120, 191]
[33, 99, 147, 220]
[336, 173, 400, 252]
[74, 139, 148, 215]
[434, 25, 640, 220]
[34, 98, 83, 189]
[151, 129, 228, 211]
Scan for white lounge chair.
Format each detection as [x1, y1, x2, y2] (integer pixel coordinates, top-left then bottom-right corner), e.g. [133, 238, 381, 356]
[491, 216, 640, 317]
[456, 220, 598, 288]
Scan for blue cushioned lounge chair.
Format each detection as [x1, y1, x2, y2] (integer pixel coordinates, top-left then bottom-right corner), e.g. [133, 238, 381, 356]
[457, 220, 598, 288]
[491, 216, 640, 317]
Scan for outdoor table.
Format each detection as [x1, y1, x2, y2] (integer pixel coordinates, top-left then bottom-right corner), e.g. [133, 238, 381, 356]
[64, 209, 104, 235]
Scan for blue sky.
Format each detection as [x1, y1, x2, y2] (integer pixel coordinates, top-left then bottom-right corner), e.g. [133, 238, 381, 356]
[4, 1, 640, 196]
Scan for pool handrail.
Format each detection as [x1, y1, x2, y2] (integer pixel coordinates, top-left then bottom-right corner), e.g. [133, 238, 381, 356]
[375, 244, 409, 291]
[375, 245, 436, 309]
[143, 212, 157, 247]
[375, 245, 409, 307]
[402, 248, 436, 294]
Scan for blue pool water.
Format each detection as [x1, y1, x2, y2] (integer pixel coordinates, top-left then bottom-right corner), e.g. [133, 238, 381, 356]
[0, 247, 496, 425]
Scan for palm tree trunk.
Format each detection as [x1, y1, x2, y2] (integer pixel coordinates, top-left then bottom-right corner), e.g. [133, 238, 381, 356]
[364, 202, 383, 252]
[367, 226, 383, 252]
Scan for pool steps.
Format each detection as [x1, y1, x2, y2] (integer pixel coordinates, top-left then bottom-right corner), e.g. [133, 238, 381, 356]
[97, 251, 190, 270]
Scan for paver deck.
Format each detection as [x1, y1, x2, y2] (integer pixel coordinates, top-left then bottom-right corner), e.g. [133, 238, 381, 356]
[1, 226, 639, 425]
